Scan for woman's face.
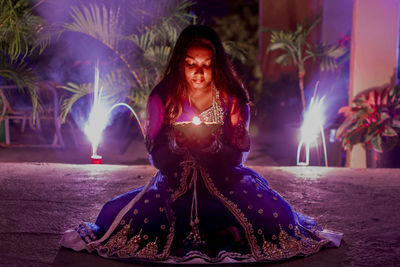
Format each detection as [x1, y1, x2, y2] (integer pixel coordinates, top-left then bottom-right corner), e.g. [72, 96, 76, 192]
[184, 45, 213, 92]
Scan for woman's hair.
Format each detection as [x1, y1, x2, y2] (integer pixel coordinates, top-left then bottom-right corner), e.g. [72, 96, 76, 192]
[151, 24, 250, 123]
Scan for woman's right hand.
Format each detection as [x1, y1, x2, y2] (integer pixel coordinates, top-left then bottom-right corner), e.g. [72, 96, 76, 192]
[175, 130, 192, 147]
[175, 130, 215, 149]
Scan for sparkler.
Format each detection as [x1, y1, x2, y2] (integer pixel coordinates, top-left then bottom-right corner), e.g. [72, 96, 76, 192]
[85, 61, 105, 163]
[85, 62, 145, 164]
[296, 82, 328, 167]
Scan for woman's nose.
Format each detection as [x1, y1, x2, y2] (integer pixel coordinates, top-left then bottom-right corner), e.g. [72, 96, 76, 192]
[194, 66, 204, 75]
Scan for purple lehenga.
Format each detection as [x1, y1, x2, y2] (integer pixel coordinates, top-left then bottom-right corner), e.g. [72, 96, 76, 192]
[61, 90, 342, 263]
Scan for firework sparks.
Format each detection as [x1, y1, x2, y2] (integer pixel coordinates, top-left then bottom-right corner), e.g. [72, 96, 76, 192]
[297, 92, 328, 166]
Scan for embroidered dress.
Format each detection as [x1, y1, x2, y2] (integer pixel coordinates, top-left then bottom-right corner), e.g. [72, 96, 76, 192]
[61, 89, 342, 264]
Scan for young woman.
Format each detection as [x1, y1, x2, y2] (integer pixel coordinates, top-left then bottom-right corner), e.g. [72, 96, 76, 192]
[61, 25, 342, 263]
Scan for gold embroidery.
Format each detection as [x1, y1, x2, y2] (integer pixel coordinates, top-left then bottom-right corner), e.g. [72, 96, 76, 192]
[160, 222, 175, 260]
[144, 199, 149, 204]
[261, 226, 329, 260]
[262, 236, 283, 259]
[156, 194, 160, 198]
[257, 194, 262, 198]
[144, 218, 149, 224]
[198, 166, 263, 261]
[117, 230, 142, 257]
[243, 190, 248, 194]
[257, 229, 263, 235]
[160, 225, 166, 230]
[103, 223, 130, 253]
[248, 205, 253, 210]
[136, 238, 158, 259]
[133, 209, 138, 215]
[273, 212, 279, 218]
[171, 155, 194, 202]
[229, 190, 234, 195]
[258, 209, 263, 214]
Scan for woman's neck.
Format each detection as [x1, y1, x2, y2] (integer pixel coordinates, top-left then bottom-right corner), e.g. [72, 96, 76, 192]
[188, 85, 212, 98]
[187, 85, 213, 113]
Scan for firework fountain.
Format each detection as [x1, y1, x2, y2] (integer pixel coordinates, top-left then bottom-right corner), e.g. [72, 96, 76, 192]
[85, 63, 145, 164]
[296, 82, 328, 167]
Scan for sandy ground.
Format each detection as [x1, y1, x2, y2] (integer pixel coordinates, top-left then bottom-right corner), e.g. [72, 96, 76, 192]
[1, 120, 399, 266]
[1, 163, 400, 266]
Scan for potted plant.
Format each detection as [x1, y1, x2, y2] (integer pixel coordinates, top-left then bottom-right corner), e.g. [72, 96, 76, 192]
[336, 80, 400, 167]
[263, 15, 348, 113]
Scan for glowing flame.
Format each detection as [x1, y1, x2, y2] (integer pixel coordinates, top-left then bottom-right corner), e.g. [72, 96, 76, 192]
[297, 96, 328, 166]
[85, 104, 108, 157]
[84, 61, 145, 159]
[85, 61, 105, 157]
[299, 97, 325, 145]
[192, 116, 201, 125]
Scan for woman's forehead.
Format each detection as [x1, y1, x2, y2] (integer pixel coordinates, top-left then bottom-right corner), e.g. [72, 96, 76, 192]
[185, 46, 213, 59]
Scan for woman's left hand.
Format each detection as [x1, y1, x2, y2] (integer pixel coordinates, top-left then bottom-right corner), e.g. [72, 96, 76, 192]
[189, 134, 215, 150]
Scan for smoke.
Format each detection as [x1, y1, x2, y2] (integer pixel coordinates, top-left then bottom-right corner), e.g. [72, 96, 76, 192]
[33, 0, 148, 131]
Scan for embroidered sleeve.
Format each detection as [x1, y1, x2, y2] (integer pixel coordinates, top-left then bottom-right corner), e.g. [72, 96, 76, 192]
[200, 132, 222, 154]
[227, 98, 251, 152]
[230, 120, 250, 152]
[194, 100, 250, 167]
[145, 94, 184, 170]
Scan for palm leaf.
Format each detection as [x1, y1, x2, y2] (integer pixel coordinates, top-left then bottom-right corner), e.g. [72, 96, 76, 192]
[59, 82, 93, 123]
[0, 57, 40, 119]
[223, 40, 247, 63]
[307, 43, 348, 72]
[59, 0, 194, 123]
[65, 4, 120, 48]
[0, 0, 47, 61]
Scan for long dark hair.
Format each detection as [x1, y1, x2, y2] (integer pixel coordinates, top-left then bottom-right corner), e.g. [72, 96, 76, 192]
[151, 25, 250, 123]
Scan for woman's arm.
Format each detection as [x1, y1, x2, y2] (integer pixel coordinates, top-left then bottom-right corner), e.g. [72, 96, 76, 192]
[146, 94, 184, 170]
[194, 98, 251, 167]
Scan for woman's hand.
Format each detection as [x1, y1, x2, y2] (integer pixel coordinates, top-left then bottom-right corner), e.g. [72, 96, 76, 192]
[175, 130, 215, 149]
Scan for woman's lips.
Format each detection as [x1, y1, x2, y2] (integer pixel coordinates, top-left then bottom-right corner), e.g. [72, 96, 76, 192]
[192, 79, 204, 84]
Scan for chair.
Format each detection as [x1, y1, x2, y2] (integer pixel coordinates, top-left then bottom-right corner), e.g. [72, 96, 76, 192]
[0, 82, 77, 148]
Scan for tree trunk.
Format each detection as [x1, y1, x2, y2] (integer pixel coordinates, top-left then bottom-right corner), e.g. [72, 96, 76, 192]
[298, 69, 306, 113]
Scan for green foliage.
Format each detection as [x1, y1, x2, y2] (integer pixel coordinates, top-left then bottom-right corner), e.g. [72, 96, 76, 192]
[336, 79, 400, 153]
[212, 0, 261, 101]
[264, 14, 348, 111]
[0, 0, 49, 119]
[59, 0, 196, 122]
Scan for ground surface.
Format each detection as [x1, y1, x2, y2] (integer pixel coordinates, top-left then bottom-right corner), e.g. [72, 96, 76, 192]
[1, 120, 398, 266]
[1, 163, 400, 266]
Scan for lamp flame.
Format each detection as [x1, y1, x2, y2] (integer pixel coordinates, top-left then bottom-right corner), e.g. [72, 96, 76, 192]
[192, 116, 201, 125]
